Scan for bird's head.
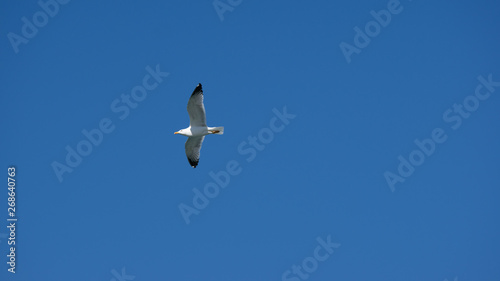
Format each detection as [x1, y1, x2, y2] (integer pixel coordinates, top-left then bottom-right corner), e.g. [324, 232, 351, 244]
[174, 129, 186, 136]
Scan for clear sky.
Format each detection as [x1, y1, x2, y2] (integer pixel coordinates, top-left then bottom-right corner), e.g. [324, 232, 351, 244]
[1, 0, 499, 280]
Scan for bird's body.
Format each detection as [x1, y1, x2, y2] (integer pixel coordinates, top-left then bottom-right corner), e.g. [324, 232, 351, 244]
[174, 84, 224, 168]
[175, 126, 223, 137]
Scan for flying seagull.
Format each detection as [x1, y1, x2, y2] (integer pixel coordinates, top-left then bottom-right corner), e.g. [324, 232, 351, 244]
[174, 83, 224, 168]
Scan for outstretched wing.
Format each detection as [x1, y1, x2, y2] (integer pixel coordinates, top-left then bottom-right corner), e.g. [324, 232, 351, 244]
[185, 136, 205, 168]
[187, 83, 207, 127]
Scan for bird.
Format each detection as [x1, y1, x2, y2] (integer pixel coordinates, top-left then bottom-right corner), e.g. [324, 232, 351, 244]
[174, 83, 224, 168]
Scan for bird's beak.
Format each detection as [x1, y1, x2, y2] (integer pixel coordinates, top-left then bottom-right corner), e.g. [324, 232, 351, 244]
[174, 131, 179, 134]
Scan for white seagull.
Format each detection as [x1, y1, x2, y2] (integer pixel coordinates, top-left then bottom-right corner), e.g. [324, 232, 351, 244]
[174, 83, 224, 168]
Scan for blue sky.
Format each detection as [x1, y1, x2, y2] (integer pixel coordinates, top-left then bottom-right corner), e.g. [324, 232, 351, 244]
[1, 0, 499, 280]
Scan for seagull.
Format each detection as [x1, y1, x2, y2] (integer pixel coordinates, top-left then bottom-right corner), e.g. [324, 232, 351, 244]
[174, 83, 224, 168]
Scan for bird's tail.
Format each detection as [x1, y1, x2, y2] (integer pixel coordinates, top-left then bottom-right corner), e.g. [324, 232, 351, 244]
[209, 126, 224, 135]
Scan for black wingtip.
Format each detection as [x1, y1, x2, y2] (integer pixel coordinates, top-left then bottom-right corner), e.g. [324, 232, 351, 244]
[188, 158, 199, 168]
[191, 83, 203, 97]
